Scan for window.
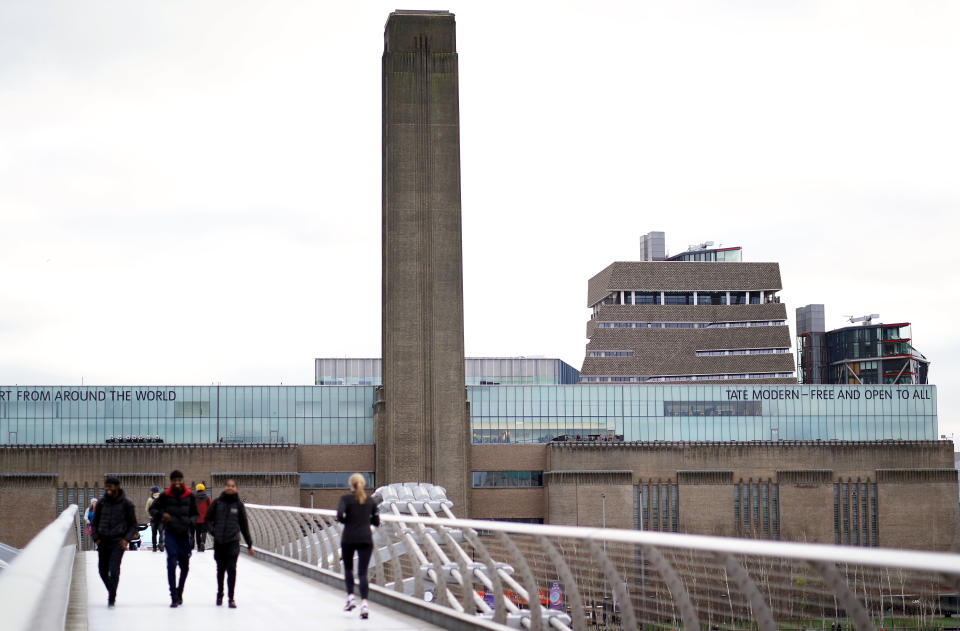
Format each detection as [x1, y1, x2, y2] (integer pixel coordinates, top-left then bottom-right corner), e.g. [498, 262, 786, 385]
[729, 292, 747, 305]
[697, 292, 727, 305]
[300, 472, 375, 489]
[640, 481, 680, 532]
[664, 401, 762, 416]
[696, 348, 791, 357]
[587, 350, 633, 357]
[664, 292, 694, 305]
[834, 479, 878, 546]
[634, 292, 661, 305]
[472, 471, 544, 488]
[735, 480, 779, 539]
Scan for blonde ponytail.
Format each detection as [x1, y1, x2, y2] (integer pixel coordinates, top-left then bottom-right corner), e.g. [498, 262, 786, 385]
[349, 473, 366, 504]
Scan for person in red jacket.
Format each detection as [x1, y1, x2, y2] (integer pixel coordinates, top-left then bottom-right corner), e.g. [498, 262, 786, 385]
[193, 483, 212, 552]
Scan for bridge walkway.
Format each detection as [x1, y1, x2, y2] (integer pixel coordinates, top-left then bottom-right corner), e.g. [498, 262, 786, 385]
[83, 549, 440, 631]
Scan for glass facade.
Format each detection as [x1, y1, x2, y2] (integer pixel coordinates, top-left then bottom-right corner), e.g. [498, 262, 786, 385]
[0, 383, 937, 446]
[668, 247, 742, 262]
[315, 357, 580, 386]
[467, 384, 937, 444]
[799, 323, 929, 385]
[471, 471, 543, 488]
[0, 385, 374, 445]
[464, 358, 580, 385]
[300, 472, 374, 489]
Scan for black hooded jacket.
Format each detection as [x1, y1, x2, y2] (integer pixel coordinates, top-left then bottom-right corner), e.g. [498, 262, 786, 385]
[206, 492, 253, 548]
[149, 485, 198, 538]
[91, 489, 138, 542]
[336, 493, 380, 546]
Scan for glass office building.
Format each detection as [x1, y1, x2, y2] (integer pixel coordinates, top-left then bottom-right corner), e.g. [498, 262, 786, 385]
[315, 357, 580, 386]
[0, 383, 935, 446]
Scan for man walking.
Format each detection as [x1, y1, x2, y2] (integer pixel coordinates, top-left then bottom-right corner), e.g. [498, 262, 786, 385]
[150, 470, 198, 607]
[193, 483, 211, 552]
[91, 476, 137, 608]
[145, 485, 163, 551]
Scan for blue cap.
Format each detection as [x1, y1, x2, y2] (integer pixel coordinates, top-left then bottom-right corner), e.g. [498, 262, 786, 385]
[151, 486, 160, 493]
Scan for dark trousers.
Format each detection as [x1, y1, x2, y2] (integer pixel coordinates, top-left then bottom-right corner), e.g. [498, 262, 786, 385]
[164, 532, 191, 597]
[152, 520, 164, 550]
[341, 542, 373, 599]
[194, 522, 207, 550]
[97, 540, 125, 598]
[214, 540, 240, 598]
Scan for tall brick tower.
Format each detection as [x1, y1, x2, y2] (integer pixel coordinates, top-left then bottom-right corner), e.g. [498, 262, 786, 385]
[377, 10, 471, 512]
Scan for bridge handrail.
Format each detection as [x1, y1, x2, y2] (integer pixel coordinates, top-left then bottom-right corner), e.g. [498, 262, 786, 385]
[245, 503, 960, 576]
[0, 504, 82, 631]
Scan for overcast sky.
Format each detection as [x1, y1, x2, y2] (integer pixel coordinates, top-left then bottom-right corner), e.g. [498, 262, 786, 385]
[1, 1, 958, 439]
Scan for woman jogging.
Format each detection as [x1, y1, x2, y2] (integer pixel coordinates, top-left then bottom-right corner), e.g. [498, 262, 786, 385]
[336, 473, 380, 620]
[205, 479, 254, 608]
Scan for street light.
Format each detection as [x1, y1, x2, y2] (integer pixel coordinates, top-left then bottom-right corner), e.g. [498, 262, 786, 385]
[601, 493, 607, 601]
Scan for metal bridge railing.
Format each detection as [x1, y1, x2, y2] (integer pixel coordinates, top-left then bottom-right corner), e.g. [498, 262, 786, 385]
[247, 484, 960, 631]
[0, 504, 84, 631]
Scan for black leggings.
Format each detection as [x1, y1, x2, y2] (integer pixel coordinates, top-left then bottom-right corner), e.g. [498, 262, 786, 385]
[341, 542, 372, 599]
[214, 541, 240, 598]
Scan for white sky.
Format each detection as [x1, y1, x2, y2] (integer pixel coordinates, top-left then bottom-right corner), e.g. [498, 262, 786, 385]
[1, 1, 958, 439]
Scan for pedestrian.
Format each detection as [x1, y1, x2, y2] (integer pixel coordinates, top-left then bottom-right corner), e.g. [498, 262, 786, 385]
[150, 469, 198, 608]
[91, 476, 137, 608]
[193, 482, 211, 552]
[145, 486, 164, 552]
[85, 497, 98, 549]
[336, 473, 380, 620]
[205, 478, 254, 608]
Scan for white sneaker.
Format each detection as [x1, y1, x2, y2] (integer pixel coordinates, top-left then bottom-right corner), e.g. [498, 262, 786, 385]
[344, 595, 356, 612]
[360, 603, 368, 620]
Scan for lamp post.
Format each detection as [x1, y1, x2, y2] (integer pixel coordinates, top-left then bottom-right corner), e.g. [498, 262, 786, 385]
[602, 493, 607, 604]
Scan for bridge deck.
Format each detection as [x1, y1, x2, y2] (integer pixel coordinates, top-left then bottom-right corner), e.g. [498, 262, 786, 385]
[83, 549, 441, 630]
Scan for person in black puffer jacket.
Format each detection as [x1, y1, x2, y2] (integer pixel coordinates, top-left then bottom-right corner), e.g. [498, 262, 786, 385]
[336, 473, 380, 620]
[91, 476, 137, 608]
[205, 479, 254, 608]
[149, 469, 198, 607]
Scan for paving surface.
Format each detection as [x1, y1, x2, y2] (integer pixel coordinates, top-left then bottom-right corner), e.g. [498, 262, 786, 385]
[83, 548, 441, 630]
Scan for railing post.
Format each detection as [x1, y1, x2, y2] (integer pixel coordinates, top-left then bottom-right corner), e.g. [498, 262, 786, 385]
[809, 561, 878, 631]
[462, 528, 507, 626]
[541, 536, 587, 631]
[424, 533, 449, 607]
[639, 543, 699, 631]
[496, 530, 542, 630]
[387, 522, 407, 594]
[588, 539, 638, 631]
[714, 551, 776, 631]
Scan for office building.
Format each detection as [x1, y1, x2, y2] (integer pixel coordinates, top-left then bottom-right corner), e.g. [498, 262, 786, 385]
[796, 305, 930, 385]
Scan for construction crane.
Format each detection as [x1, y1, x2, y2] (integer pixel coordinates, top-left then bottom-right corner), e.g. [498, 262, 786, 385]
[844, 314, 880, 325]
